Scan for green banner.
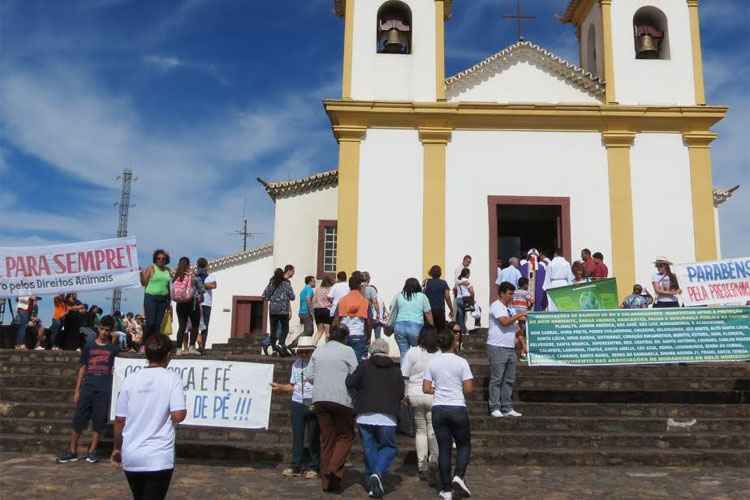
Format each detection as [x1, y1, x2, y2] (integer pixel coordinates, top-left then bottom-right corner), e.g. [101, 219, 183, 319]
[527, 307, 750, 366]
[546, 278, 619, 311]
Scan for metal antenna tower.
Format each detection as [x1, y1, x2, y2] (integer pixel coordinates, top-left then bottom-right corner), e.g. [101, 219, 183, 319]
[112, 169, 135, 313]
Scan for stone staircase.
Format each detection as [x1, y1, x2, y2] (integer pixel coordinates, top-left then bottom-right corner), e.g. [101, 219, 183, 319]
[1, 331, 748, 467]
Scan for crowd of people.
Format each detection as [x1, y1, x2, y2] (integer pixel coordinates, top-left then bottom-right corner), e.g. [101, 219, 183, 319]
[8, 250, 217, 355]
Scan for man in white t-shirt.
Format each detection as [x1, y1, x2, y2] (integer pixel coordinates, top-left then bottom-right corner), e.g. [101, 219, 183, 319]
[487, 281, 527, 418]
[112, 334, 186, 499]
[327, 271, 350, 315]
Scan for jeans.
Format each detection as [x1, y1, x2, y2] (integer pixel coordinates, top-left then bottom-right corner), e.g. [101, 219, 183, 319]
[410, 394, 438, 472]
[124, 469, 173, 500]
[291, 401, 320, 471]
[432, 405, 471, 492]
[300, 313, 314, 336]
[143, 294, 170, 343]
[269, 314, 290, 349]
[176, 301, 201, 348]
[348, 335, 368, 362]
[394, 321, 422, 357]
[372, 324, 382, 340]
[14, 310, 29, 346]
[455, 297, 468, 334]
[358, 424, 398, 477]
[487, 345, 517, 413]
[49, 319, 62, 348]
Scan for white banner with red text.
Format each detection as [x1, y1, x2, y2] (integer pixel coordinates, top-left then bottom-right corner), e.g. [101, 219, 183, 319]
[109, 357, 274, 430]
[0, 237, 140, 297]
[675, 256, 750, 307]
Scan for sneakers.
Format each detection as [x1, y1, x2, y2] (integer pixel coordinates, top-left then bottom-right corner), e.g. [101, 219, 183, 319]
[490, 409, 504, 418]
[282, 467, 301, 477]
[452, 475, 472, 497]
[439, 491, 453, 500]
[303, 470, 318, 479]
[188, 346, 200, 355]
[56, 450, 79, 463]
[85, 451, 99, 463]
[34, 346, 45, 350]
[502, 409, 523, 417]
[368, 474, 384, 498]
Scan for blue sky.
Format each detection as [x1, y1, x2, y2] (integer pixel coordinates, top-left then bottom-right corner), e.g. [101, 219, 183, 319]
[1, 0, 747, 320]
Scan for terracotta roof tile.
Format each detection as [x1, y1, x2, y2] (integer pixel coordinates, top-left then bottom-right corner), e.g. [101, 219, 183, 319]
[257, 169, 338, 201]
[208, 243, 273, 272]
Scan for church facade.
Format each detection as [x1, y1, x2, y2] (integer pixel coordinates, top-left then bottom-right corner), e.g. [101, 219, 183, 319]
[205, 0, 730, 347]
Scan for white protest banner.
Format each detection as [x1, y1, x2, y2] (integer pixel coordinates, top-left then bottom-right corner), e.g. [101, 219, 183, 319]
[675, 257, 750, 307]
[109, 357, 274, 430]
[0, 237, 140, 297]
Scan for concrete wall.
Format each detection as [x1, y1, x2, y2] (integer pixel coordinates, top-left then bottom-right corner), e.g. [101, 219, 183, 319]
[630, 133, 695, 294]
[611, 0, 696, 105]
[447, 59, 600, 104]
[206, 254, 275, 348]
[445, 130, 611, 324]
[351, 0, 437, 101]
[358, 128, 423, 304]
[273, 186, 338, 296]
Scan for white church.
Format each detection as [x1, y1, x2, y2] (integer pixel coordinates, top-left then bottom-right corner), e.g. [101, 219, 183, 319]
[204, 0, 733, 348]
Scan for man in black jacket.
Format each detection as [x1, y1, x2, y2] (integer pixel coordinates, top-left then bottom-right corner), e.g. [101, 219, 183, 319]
[346, 339, 404, 498]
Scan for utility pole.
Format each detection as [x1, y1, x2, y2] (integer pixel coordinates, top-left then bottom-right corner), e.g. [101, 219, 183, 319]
[112, 169, 135, 313]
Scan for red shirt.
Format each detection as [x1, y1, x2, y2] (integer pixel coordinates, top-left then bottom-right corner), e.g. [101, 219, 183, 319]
[593, 261, 609, 278]
[583, 258, 597, 278]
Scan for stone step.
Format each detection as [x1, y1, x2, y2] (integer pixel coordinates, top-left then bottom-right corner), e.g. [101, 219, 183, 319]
[0, 432, 747, 467]
[3, 417, 748, 452]
[2, 401, 747, 434]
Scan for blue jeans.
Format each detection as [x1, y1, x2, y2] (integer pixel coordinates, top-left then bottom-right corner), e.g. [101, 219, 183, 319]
[15, 310, 29, 346]
[291, 401, 320, 471]
[394, 321, 422, 357]
[348, 335, 368, 363]
[455, 297, 467, 334]
[432, 405, 471, 492]
[358, 424, 398, 477]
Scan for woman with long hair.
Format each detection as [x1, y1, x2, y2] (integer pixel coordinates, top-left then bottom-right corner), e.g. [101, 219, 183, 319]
[263, 267, 296, 356]
[172, 257, 204, 355]
[140, 249, 172, 345]
[390, 278, 434, 357]
[652, 257, 681, 308]
[401, 327, 440, 481]
[423, 265, 454, 331]
[312, 276, 334, 345]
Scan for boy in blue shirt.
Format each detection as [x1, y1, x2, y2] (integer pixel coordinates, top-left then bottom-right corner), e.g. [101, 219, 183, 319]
[299, 276, 316, 337]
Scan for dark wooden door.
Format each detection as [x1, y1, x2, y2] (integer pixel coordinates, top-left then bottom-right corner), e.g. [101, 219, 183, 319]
[230, 296, 266, 339]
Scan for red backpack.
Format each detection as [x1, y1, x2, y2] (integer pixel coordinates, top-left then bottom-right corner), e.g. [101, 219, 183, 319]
[171, 273, 195, 303]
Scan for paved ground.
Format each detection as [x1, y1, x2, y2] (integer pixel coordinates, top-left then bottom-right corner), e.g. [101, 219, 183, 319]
[0, 453, 747, 499]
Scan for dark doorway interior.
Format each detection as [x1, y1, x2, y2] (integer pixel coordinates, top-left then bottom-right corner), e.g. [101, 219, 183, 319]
[497, 204, 562, 262]
[231, 296, 267, 339]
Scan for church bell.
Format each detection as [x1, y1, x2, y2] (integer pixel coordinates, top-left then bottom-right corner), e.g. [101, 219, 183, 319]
[637, 34, 659, 58]
[384, 28, 402, 52]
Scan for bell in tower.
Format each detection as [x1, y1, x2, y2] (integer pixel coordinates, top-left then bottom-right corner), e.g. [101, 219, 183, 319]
[635, 24, 663, 59]
[377, 1, 412, 54]
[633, 7, 668, 60]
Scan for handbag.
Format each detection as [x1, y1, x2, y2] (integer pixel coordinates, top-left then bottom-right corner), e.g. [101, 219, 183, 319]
[384, 296, 400, 337]
[160, 306, 173, 336]
[397, 400, 416, 437]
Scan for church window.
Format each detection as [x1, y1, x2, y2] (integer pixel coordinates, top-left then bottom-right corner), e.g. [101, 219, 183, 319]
[633, 6, 670, 60]
[317, 220, 338, 279]
[586, 25, 598, 76]
[377, 1, 412, 54]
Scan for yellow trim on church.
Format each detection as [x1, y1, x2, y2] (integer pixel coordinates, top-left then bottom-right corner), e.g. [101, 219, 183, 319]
[602, 131, 636, 302]
[599, 0, 617, 104]
[684, 132, 718, 261]
[435, 0, 447, 101]
[419, 128, 451, 278]
[687, 0, 707, 105]
[333, 126, 366, 274]
[341, 0, 355, 99]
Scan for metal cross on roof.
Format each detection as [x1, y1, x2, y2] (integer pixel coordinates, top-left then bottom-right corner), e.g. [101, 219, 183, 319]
[502, 0, 536, 41]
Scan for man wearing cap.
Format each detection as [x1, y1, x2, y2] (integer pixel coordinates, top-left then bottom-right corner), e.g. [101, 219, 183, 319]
[271, 336, 320, 479]
[346, 339, 404, 499]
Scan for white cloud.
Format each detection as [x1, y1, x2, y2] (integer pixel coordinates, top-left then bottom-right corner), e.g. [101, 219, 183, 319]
[143, 55, 183, 71]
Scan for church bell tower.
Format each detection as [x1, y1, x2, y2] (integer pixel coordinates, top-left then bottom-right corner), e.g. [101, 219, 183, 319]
[335, 0, 451, 102]
[565, 0, 706, 106]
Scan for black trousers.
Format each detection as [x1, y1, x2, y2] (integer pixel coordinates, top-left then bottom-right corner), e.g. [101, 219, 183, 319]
[176, 301, 200, 348]
[125, 469, 174, 500]
[432, 405, 471, 492]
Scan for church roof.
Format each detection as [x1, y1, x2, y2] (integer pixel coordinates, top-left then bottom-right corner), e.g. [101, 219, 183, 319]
[334, 0, 453, 19]
[208, 243, 273, 272]
[560, 0, 589, 25]
[445, 40, 605, 99]
[257, 169, 338, 201]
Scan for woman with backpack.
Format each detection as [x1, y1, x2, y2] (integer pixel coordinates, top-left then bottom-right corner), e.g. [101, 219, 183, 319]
[172, 257, 204, 355]
[140, 249, 173, 345]
[263, 268, 296, 357]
